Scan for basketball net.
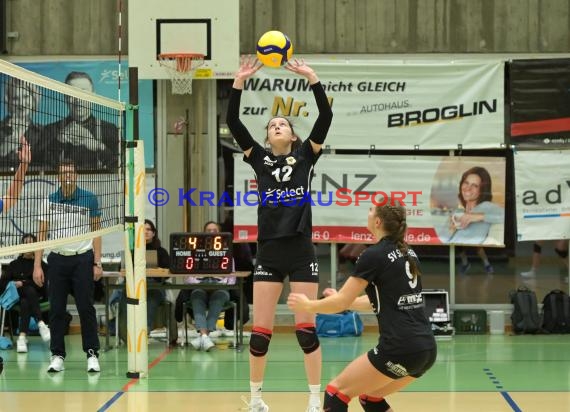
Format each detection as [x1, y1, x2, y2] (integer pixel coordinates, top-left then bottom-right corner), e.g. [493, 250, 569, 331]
[158, 53, 205, 95]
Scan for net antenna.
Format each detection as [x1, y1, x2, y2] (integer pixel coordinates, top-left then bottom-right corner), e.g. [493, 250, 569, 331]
[158, 53, 205, 95]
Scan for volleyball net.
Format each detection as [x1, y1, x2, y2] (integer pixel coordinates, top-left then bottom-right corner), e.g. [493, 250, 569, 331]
[0, 59, 125, 255]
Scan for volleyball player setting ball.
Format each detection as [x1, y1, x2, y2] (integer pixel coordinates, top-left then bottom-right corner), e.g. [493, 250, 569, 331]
[227, 31, 333, 412]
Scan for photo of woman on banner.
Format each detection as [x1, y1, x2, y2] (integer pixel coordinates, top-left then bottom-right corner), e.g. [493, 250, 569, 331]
[444, 166, 504, 245]
[449, 166, 505, 245]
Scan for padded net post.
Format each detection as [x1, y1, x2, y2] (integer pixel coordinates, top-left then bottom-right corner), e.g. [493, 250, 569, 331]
[158, 53, 205, 95]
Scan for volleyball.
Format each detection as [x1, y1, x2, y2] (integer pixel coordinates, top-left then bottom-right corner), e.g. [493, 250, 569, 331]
[256, 30, 293, 68]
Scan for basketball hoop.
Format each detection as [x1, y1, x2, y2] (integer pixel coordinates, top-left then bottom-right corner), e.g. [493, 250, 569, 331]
[158, 53, 205, 95]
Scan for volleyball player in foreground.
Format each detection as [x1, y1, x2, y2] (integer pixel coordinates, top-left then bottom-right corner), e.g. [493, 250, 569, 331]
[288, 205, 437, 412]
[227, 56, 333, 412]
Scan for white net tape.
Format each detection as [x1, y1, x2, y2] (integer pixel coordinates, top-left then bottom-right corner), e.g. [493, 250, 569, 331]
[158, 54, 204, 95]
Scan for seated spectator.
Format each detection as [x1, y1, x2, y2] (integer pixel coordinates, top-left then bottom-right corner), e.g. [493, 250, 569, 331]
[186, 221, 236, 351]
[0, 234, 51, 353]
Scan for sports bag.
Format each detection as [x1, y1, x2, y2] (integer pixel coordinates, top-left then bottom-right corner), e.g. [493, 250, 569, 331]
[541, 289, 570, 334]
[316, 311, 364, 337]
[0, 281, 19, 311]
[509, 286, 540, 334]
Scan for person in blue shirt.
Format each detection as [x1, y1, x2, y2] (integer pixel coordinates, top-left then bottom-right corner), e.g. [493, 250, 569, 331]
[0, 135, 30, 214]
[33, 159, 103, 374]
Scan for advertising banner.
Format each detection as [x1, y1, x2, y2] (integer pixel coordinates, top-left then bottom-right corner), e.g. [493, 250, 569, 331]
[509, 58, 570, 148]
[234, 154, 506, 246]
[238, 61, 504, 150]
[515, 150, 570, 241]
[8, 60, 155, 167]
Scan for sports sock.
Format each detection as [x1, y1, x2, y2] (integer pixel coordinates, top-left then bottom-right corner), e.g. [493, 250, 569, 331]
[309, 383, 321, 407]
[250, 381, 263, 404]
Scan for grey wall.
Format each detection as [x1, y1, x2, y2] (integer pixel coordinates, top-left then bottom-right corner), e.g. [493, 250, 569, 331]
[3, 0, 570, 56]
[4, 0, 124, 55]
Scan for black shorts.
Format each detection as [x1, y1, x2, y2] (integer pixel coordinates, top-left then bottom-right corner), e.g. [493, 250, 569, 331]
[367, 345, 437, 379]
[254, 235, 319, 283]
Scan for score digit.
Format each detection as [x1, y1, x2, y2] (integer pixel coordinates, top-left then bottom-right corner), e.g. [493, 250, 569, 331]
[221, 256, 229, 270]
[185, 257, 194, 270]
[214, 235, 222, 251]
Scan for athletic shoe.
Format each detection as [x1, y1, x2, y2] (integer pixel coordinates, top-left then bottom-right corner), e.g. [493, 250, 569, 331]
[484, 264, 494, 274]
[459, 263, 471, 276]
[306, 406, 321, 412]
[209, 330, 222, 338]
[16, 336, 28, 353]
[38, 321, 51, 342]
[190, 336, 203, 351]
[241, 397, 269, 412]
[520, 269, 536, 278]
[87, 355, 100, 373]
[48, 355, 65, 372]
[201, 335, 215, 352]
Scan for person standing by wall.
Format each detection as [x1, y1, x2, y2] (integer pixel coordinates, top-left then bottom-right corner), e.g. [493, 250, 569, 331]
[32, 159, 102, 373]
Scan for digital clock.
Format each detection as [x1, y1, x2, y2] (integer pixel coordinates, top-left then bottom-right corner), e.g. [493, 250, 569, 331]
[169, 232, 233, 274]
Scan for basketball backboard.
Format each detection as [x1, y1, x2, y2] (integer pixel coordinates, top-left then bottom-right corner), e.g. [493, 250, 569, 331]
[128, 0, 239, 79]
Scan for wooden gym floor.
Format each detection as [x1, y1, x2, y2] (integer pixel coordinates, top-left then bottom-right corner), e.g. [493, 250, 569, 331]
[1, 333, 569, 411]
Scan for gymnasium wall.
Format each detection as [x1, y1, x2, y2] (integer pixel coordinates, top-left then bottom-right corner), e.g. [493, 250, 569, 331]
[3, 0, 570, 56]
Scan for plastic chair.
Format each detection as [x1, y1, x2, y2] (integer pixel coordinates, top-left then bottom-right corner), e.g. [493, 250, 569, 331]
[182, 299, 237, 349]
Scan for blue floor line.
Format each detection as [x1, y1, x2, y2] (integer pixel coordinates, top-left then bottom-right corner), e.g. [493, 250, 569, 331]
[483, 368, 523, 412]
[97, 391, 125, 412]
[500, 391, 523, 412]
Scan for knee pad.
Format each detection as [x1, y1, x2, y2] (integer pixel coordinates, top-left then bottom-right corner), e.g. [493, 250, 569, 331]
[555, 248, 568, 258]
[533, 243, 542, 254]
[359, 395, 391, 412]
[295, 324, 320, 354]
[249, 326, 272, 357]
[324, 385, 350, 412]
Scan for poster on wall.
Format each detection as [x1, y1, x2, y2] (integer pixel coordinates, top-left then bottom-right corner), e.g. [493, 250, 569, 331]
[234, 154, 506, 246]
[515, 150, 570, 241]
[238, 60, 504, 150]
[509, 58, 570, 148]
[8, 60, 155, 168]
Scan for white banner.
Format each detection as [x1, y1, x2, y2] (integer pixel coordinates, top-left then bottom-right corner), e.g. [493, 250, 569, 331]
[234, 154, 506, 246]
[239, 60, 504, 150]
[515, 150, 570, 241]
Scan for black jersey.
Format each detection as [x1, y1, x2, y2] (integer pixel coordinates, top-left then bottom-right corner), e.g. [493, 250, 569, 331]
[244, 140, 319, 240]
[227, 82, 332, 241]
[353, 238, 436, 355]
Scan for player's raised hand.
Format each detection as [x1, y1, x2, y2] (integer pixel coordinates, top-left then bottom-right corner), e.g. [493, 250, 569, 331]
[18, 135, 31, 164]
[284, 59, 318, 84]
[235, 55, 263, 80]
